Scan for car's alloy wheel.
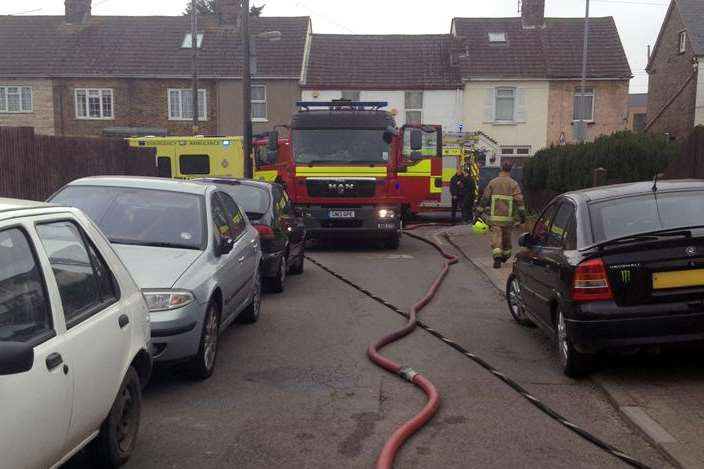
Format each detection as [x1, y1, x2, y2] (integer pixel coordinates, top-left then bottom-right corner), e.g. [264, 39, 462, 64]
[240, 273, 262, 324]
[506, 276, 533, 326]
[190, 301, 220, 380]
[556, 308, 592, 378]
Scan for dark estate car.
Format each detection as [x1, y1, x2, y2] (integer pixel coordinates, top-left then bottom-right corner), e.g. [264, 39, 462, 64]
[195, 178, 306, 292]
[507, 180, 704, 377]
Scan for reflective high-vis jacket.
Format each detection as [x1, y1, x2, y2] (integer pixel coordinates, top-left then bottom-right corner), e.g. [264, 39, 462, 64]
[480, 172, 525, 226]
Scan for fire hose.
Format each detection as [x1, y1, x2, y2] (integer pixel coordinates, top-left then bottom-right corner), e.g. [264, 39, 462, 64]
[305, 227, 652, 469]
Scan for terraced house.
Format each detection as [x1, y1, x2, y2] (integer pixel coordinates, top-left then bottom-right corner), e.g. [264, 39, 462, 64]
[0, 0, 310, 137]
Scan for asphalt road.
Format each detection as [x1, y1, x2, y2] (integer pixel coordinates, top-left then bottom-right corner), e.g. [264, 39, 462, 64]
[65, 229, 672, 469]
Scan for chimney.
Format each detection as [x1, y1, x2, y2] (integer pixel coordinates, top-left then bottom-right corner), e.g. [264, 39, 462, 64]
[65, 0, 91, 24]
[217, 0, 242, 27]
[521, 0, 545, 29]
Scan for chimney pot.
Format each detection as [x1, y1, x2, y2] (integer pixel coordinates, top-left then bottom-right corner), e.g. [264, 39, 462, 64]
[521, 0, 545, 29]
[217, 0, 242, 27]
[65, 0, 91, 24]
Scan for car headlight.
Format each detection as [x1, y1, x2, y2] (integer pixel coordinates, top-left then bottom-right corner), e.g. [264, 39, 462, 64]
[378, 209, 395, 219]
[142, 290, 195, 312]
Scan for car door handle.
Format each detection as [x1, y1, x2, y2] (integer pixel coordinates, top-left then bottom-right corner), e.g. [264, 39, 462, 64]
[118, 314, 130, 329]
[238, 256, 246, 263]
[46, 353, 63, 371]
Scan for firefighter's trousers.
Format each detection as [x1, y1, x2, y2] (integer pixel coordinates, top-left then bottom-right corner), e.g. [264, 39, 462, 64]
[490, 225, 512, 259]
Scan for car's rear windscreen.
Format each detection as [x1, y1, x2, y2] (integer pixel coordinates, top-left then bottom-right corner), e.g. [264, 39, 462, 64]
[589, 190, 704, 242]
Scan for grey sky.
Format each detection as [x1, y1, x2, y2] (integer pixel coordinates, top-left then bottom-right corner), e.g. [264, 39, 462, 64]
[3, 0, 670, 92]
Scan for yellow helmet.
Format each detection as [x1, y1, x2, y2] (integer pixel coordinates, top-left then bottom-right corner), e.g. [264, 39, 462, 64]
[472, 219, 489, 235]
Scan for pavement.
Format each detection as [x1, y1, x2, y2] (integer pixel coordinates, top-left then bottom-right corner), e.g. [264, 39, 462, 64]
[443, 223, 704, 469]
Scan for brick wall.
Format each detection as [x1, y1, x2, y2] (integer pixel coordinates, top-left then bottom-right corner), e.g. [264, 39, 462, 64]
[647, 6, 697, 140]
[53, 78, 218, 137]
[0, 78, 56, 135]
[547, 80, 629, 145]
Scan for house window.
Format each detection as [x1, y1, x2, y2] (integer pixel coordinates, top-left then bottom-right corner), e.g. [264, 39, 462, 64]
[181, 33, 204, 48]
[573, 86, 594, 121]
[405, 91, 423, 125]
[501, 146, 531, 157]
[679, 31, 687, 54]
[495, 88, 515, 122]
[251, 85, 267, 121]
[75, 89, 113, 119]
[341, 90, 360, 101]
[488, 32, 507, 43]
[168, 89, 206, 120]
[0, 86, 32, 113]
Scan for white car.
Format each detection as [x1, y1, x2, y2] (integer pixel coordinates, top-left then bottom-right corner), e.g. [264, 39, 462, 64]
[0, 199, 152, 469]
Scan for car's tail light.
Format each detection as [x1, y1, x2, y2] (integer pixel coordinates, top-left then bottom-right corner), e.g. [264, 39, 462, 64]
[571, 257, 613, 302]
[253, 224, 274, 238]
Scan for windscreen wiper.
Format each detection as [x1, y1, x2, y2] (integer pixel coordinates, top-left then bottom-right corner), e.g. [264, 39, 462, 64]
[587, 225, 704, 250]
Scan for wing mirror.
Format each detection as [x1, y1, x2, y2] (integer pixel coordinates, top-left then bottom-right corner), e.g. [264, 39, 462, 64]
[219, 236, 235, 256]
[409, 128, 423, 151]
[518, 232, 533, 248]
[0, 341, 34, 376]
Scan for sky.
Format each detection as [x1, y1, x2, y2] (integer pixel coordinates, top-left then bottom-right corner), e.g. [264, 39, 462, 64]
[2, 0, 671, 93]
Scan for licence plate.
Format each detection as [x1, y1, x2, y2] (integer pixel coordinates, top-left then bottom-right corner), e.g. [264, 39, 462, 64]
[329, 210, 355, 218]
[652, 269, 704, 290]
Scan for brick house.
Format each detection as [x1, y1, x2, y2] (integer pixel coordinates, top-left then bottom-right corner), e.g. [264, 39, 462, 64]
[0, 0, 310, 137]
[646, 0, 704, 141]
[300, 34, 464, 130]
[453, 0, 632, 162]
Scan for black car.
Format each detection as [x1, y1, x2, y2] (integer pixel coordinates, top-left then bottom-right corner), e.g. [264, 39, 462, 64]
[508, 180, 704, 377]
[194, 178, 306, 292]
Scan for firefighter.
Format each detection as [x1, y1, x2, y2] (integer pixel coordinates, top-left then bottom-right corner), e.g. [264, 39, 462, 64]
[478, 160, 525, 269]
[461, 163, 476, 223]
[449, 167, 466, 225]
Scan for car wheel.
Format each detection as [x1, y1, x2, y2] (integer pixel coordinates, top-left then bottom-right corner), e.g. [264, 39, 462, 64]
[88, 367, 141, 468]
[268, 255, 286, 293]
[506, 275, 534, 326]
[189, 300, 220, 380]
[385, 235, 400, 250]
[289, 252, 304, 275]
[556, 308, 592, 378]
[239, 272, 262, 324]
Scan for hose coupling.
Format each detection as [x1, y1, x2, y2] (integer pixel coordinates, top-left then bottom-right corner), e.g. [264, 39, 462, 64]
[398, 366, 418, 382]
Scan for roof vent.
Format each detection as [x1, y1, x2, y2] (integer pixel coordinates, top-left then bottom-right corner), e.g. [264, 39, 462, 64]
[488, 32, 507, 43]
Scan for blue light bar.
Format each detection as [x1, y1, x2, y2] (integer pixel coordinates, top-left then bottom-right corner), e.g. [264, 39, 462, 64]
[296, 101, 388, 110]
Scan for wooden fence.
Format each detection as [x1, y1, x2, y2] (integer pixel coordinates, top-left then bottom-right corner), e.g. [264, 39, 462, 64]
[665, 126, 704, 179]
[0, 127, 156, 201]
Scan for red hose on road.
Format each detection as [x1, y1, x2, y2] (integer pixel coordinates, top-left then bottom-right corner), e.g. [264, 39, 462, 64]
[368, 228, 458, 469]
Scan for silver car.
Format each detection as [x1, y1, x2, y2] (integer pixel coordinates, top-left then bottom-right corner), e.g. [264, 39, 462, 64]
[49, 176, 262, 379]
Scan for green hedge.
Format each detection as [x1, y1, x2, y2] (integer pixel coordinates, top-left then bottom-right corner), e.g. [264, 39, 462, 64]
[523, 132, 677, 193]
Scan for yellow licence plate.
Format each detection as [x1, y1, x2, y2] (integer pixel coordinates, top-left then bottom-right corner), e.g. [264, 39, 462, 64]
[652, 269, 704, 290]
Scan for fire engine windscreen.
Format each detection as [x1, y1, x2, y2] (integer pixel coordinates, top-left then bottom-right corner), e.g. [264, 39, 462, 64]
[291, 129, 390, 164]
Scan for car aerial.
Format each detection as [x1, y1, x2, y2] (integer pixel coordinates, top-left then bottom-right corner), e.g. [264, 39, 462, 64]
[507, 179, 704, 377]
[49, 176, 262, 380]
[0, 198, 151, 469]
[193, 178, 306, 292]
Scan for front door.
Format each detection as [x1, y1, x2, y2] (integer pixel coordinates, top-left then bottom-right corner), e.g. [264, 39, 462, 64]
[0, 226, 72, 469]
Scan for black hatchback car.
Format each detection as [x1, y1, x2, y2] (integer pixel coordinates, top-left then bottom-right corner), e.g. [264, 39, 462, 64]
[508, 180, 704, 377]
[194, 178, 306, 292]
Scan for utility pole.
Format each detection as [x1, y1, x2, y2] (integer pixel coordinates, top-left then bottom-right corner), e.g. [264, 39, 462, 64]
[191, 0, 199, 135]
[242, 0, 253, 178]
[576, 0, 590, 144]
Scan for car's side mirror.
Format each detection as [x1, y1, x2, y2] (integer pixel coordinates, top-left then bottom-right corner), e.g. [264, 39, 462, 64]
[518, 232, 533, 248]
[0, 341, 34, 376]
[409, 128, 423, 151]
[219, 237, 235, 256]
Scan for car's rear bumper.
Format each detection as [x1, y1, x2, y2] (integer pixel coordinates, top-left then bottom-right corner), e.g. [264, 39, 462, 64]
[149, 301, 205, 362]
[566, 311, 704, 353]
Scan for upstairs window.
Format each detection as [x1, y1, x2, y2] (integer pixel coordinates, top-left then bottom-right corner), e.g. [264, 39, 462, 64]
[488, 32, 507, 43]
[495, 87, 515, 122]
[405, 91, 423, 125]
[573, 86, 595, 121]
[168, 89, 207, 120]
[0, 86, 33, 113]
[181, 33, 204, 48]
[679, 30, 687, 54]
[251, 84, 267, 121]
[75, 88, 113, 119]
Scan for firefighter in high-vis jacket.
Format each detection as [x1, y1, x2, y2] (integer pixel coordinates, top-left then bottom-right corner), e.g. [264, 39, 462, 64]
[478, 160, 526, 268]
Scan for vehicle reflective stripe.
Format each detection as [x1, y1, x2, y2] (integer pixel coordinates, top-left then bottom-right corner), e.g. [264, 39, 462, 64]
[254, 170, 278, 182]
[431, 177, 442, 194]
[443, 148, 462, 156]
[398, 159, 432, 178]
[442, 168, 456, 182]
[295, 166, 387, 177]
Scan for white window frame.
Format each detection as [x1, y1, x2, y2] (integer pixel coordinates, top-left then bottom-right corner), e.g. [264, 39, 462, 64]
[488, 32, 507, 43]
[75, 88, 113, 120]
[501, 146, 532, 157]
[573, 87, 595, 122]
[679, 30, 687, 54]
[251, 84, 267, 122]
[168, 89, 207, 121]
[494, 87, 516, 123]
[404, 91, 423, 125]
[0, 86, 33, 113]
[181, 33, 204, 49]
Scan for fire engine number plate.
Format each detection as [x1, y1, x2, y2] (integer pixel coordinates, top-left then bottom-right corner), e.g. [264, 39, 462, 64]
[329, 210, 355, 218]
